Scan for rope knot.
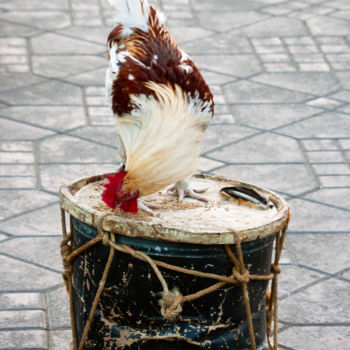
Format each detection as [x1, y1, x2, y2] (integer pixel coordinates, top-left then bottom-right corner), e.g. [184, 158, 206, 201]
[271, 264, 281, 274]
[159, 288, 183, 321]
[60, 237, 72, 256]
[233, 268, 250, 283]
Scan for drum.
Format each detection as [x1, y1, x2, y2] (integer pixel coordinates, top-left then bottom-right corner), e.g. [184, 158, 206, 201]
[59, 174, 290, 350]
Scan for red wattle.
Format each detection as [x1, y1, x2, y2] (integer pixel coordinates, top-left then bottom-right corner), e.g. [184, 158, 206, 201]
[101, 171, 127, 208]
[120, 197, 138, 213]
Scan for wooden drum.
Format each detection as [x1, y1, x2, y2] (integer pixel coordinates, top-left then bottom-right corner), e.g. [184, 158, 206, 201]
[59, 174, 290, 350]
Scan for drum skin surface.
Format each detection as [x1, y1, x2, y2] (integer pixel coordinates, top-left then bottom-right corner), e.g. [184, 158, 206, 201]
[59, 174, 290, 349]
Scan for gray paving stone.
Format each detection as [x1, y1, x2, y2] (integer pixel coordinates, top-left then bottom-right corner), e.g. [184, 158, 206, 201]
[286, 233, 350, 273]
[299, 62, 330, 71]
[208, 133, 306, 163]
[331, 9, 350, 21]
[210, 113, 235, 125]
[40, 163, 117, 193]
[263, 63, 297, 72]
[167, 27, 214, 46]
[0, 204, 62, 236]
[307, 97, 344, 109]
[50, 330, 72, 350]
[306, 151, 345, 163]
[0, 309, 45, 328]
[0, 141, 34, 153]
[306, 15, 350, 35]
[0, 80, 83, 105]
[232, 17, 309, 37]
[39, 135, 120, 164]
[340, 269, 350, 281]
[0, 237, 62, 272]
[279, 326, 350, 350]
[68, 126, 119, 149]
[192, 54, 262, 78]
[0, 10, 71, 30]
[0, 0, 69, 10]
[288, 198, 350, 232]
[256, 0, 286, 3]
[57, 26, 110, 46]
[223, 80, 313, 104]
[199, 70, 237, 85]
[182, 34, 253, 55]
[0, 106, 86, 132]
[191, 0, 263, 12]
[216, 163, 317, 196]
[280, 278, 350, 323]
[0, 190, 55, 221]
[0, 176, 36, 189]
[32, 55, 105, 80]
[252, 72, 340, 96]
[231, 104, 321, 130]
[31, 33, 104, 55]
[278, 264, 324, 299]
[339, 138, 350, 150]
[0, 117, 55, 140]
[335, 71, 350, 89]
[277, 112, 350, 138]
[47, 287, 71, 328]
[301, 139, 339, 151]
[198, 157, 224, 173]
[0, 292, 43, 309]
[202, 124, 256, 154]
[0, 330, 47, 348]
[0, 19, 42, 37]
[311, 164, 350, 177]
[0, 72, 46, 93]
[0, 151, 34, 164]
[197, 11, 268, 33]
[0, 255, 60, 291]
[65, 66, 106, 86]
[319, 175, 350, 187]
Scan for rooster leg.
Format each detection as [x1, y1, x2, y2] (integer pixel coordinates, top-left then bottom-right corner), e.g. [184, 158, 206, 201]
[168, 180, 208, 203]
[138, 199, 162, 215]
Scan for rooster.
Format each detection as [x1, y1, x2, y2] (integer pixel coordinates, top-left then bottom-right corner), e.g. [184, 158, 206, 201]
[103, 0, 214, 214]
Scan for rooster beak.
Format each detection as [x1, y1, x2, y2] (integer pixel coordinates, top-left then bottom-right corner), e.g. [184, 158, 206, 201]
[117, 163, 125, 172]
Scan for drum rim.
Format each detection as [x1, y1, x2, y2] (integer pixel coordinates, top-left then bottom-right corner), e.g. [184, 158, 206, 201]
[59, 174, 290, 245]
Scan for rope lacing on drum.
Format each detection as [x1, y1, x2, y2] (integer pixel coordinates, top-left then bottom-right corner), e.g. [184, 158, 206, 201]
[60, 209, 290, 350]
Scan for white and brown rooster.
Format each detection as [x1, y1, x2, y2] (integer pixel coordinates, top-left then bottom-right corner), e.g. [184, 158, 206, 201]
[103, 0, 214, 214]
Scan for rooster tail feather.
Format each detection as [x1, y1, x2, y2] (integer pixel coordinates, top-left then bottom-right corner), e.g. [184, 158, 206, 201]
[107, 0, 151, 32]
[116, 83, 205, 197]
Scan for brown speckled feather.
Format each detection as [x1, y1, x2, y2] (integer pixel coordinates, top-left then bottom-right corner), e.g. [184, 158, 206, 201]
[106, 5, 214, 118]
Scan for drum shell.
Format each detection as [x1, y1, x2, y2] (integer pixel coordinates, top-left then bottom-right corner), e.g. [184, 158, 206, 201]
[71, 218, 274, 350]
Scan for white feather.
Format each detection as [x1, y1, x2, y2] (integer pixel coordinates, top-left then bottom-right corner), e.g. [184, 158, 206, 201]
[109, 0, 150, 33]
[116, 83, 206, 196]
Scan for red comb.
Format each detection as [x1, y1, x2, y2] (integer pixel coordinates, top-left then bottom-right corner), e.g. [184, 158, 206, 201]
[102, 170, 127, 208]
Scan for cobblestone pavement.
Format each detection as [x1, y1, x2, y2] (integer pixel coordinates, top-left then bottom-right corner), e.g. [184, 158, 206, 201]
[0, 0, 349, 349]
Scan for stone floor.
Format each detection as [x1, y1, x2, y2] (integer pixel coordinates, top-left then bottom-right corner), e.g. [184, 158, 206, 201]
[0, 0, 349, 349]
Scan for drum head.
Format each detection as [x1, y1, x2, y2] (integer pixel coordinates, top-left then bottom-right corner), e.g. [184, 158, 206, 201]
[59, 174, 289, 245]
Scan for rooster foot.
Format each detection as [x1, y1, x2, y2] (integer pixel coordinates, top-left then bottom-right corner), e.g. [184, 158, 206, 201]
[168, 180, 208, 203]
[138, 199, 162, 216]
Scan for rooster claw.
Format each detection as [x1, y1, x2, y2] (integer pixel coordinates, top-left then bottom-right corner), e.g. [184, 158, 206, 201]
[138, 199, 161, 216]
[168, 180, 208, 203]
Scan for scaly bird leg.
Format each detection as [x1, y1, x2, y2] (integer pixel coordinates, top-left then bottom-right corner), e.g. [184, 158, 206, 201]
[138, 199, 162, 216]
[168, 180, 208, 203]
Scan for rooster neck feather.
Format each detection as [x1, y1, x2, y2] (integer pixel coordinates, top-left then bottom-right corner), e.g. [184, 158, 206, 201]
[116, 82, 209, 196]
